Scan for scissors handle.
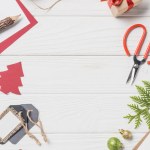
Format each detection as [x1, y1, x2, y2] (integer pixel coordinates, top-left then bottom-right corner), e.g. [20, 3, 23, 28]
[144, 43, 150, 59]
[146, 43, 150, 64]
[123, 24, 147, 56]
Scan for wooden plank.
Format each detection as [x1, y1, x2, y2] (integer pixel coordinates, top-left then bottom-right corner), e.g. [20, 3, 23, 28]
[0, 94, 148, 132]
[0, 56, 148, 94]
[22, 0, 150, 17]
[4, 16, 150, 56]
[0, 133, 147, 150]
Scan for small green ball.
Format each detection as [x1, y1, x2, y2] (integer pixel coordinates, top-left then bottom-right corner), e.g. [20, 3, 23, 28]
[107, 137, 123, 150]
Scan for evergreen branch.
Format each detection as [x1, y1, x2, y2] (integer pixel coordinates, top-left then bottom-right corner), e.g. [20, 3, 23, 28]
[143, 81, 150, 102]
[135, 114, 142, 129]
[124, 113, 142, 129]
[131, 96, 150, 108]
[136, 85, 150, 100]
[143, 81, 150, 93]
[128, 104, 140, 113]
[142, 109, 150, 129]
[124, 81, 150, 129]
[124, 114, 135, 123]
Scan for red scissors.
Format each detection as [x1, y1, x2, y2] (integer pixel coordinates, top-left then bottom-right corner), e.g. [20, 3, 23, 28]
[123, 24, 150, 84]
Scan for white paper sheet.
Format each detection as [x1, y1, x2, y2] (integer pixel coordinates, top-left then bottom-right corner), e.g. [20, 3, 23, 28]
[0, 111, 20, 138]
[0, 0, 29, 42]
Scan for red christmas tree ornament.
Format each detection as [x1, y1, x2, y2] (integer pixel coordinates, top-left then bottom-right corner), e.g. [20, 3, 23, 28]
[0, 62, 24, 95]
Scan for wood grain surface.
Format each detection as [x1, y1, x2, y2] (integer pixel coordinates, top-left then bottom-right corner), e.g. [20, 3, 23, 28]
[0, 0, 150, 149]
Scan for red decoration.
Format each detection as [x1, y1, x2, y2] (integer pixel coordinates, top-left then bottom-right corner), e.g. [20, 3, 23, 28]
[0, 0, 38, 53]
[0, 0, 37, 95]
[126, 0, 134, 11]
[0, 62, 24, 95]
[110, 0, 123, 6]
[101, 0, 134, 10]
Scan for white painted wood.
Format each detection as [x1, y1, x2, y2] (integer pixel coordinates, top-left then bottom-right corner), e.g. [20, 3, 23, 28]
[4, 16, 150, 56]
[0, 56, 148, 94]
[0, 133, 147, 150]
[1, 0, 150, 149]
[0, 111, 21, 138]
[22, 0, 150, 16]
[0, 94, 148, 132]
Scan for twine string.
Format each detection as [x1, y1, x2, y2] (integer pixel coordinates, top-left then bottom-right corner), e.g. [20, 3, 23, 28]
[18, 112, 41, 146]
[27, 110, 48, 143]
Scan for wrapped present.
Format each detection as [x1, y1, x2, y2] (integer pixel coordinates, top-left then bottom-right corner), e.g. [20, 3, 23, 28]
[101, 0, 142, 17]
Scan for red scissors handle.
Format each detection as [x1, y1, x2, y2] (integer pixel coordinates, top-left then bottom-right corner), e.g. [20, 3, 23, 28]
[147, 44, 150, 64]
[144, 43, 150, 60]
[123, 24, 150, 59]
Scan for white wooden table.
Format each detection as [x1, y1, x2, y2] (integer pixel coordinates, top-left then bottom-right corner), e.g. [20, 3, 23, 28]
[1, 0, 150, 149]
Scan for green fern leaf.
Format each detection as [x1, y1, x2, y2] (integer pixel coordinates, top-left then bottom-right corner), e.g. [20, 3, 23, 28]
[143, 81, 150, 93]
[124, 114, 135, 123]
[131, 96, 150, 108]
[135, 115, 142, 129]
[143, 81, 150, 102]
[136, 85, 150, 100]
[124, 81, 150, 129]
[142, 109, 150, 129]
[131, 96, 145, 107]
[128, 104, 140, 113]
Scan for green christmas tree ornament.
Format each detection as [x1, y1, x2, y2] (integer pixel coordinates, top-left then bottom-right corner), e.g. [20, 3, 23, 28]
[107, 137, 123, 150]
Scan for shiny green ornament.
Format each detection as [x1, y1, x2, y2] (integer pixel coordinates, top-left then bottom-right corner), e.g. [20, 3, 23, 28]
[107, 137, 123, 150]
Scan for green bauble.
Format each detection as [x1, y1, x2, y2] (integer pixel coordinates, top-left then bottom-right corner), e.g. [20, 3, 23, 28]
[107, 137, 123, 150]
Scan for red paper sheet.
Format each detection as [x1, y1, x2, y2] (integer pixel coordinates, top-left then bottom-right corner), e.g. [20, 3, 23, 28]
[0, 0, 38, 53]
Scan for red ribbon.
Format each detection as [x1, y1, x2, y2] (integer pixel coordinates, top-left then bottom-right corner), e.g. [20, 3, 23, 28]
[126, 0, 134, 10]
[111, 0, 123, 6]
[101, 0, 134, 10]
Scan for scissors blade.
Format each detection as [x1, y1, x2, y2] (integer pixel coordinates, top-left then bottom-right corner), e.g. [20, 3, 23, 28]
[126, 64, 140, 84]
[130, 66, 140, 85]
[126, 67, 134, 84]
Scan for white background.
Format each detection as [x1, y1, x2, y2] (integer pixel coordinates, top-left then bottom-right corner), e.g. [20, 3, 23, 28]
[0, 0, 150, 149]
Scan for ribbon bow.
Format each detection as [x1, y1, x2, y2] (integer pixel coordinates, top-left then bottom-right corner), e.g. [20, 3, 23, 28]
[101, 0, 123, 6]
[111, 0, 123, 6]
[101, 0, 134, 10]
